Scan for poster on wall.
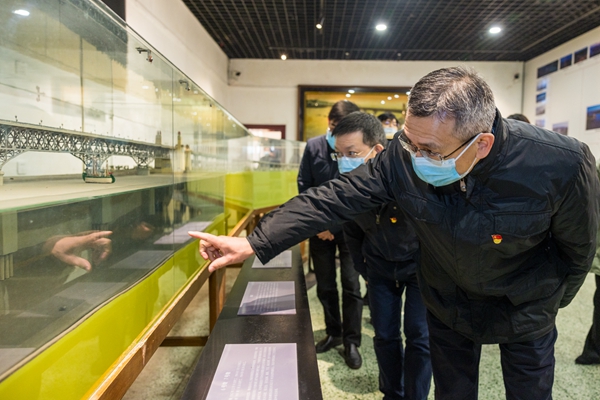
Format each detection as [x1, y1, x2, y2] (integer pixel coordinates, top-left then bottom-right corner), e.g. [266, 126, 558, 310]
[536, 92, 546, 103]
[560, 54, 573, 69]
[586, 105, 600, 130]
[536, 78, 548, 91]
[552, 122, 569, 135]
[536, 119, 545, 128]
[536, 104, 546, 116]
[575, 48, 588, 63]
[590, 42, 600, 58]
[537, 61, 558, 78]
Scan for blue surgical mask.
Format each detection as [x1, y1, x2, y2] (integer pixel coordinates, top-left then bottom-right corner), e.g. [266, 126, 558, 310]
[338, 147, 375, 174]
[410, 134, 481, 187]
[384, 127, 396, 135]
[326, 129, 336, 149]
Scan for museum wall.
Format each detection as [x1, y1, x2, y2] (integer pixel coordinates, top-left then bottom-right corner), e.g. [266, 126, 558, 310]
[523, 25, 600, 158]
[227, 59, 524, 141]
[125, 0, 230, 106]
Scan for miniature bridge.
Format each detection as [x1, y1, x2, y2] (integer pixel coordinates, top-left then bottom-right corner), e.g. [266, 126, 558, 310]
[0, 122, 172, 174]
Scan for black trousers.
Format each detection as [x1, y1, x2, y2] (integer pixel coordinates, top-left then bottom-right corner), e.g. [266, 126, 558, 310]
[427, 312, 556, 400]
[310, 235, 362, 346]
[580, 274, 600, 360]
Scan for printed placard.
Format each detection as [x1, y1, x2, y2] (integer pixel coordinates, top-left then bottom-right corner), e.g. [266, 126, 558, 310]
[238, 281, 296, 315]
[206, 343, 298, 400]
[252, 251, 292, 269]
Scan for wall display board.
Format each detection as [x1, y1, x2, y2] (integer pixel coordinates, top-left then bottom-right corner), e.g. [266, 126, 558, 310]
[526, 27, 600, 157]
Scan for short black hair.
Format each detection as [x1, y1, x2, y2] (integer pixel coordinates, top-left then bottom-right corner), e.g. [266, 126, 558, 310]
[328, 101, 360, 123]
[332, 112, 386, 147]
[507, 113, 530, 123]
[377, 112, 397, 123]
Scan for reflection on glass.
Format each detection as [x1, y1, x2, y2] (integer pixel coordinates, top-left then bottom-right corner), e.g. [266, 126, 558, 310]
[0, 0, 305, 390]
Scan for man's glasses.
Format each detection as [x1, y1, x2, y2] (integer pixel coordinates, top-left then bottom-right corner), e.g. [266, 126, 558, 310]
[398, 131, 477, 165]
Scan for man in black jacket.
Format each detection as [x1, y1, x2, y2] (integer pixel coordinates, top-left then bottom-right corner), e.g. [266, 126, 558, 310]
[297, 100, 364, 369]
[333, 111, 432, 399]
[191, 67, 599, 400]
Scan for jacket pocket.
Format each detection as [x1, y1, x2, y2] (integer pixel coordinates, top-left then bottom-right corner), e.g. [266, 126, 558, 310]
[505, 257, 569, 306]
[399, 192, 445, 224]
[493, 211, 551, 238]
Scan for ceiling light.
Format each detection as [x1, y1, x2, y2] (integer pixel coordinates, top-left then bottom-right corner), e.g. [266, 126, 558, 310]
[316, 16, 324, 30]
[13, 9, 30, 16]
[489, 26, 502, 34]
[394, 94, 399, 98]
[381, 100, 385, 104]
[346, 94, 351, 98]
[316, 23, 323, 29]
[348, 89, 355, 93]
[280, 54, 287, 60]
[406, 91, 411, 95]
[376, 24, 387, 31]
[387, 96, 392, 100]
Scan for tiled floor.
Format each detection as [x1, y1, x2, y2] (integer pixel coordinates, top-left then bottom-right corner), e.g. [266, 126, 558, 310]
[124, 266, 600, 400]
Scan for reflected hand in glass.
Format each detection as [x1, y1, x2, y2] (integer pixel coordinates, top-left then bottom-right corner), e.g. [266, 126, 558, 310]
[43, 231, 113, 271]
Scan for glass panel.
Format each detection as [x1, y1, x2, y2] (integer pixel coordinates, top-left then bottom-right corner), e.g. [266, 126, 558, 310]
[0, 0, 305, 397]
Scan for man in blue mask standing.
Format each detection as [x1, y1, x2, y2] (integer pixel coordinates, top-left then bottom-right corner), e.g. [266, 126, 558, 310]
[333, 112, 432, 400]
[191, 67, 599, 399]
[297, 100, 364, 369]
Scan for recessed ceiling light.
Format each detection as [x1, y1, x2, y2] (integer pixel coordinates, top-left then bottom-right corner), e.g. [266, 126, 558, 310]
[381, 100, 385, 104]
[281, 54, 287, 60]
[387, 96, 392, 100]
[394, 94, 399, 98]
[406, 91, 411, 95]
[489, 26, 502, 34]
[348, 89, 355, 93]
[376, 24, 387, 31]
[316, 23, 323, 29]
[13, 9, 30, 16]
[346, 94, 351, 98]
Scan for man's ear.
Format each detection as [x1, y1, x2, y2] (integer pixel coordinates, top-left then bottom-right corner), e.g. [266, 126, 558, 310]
[374, 143, 385, 154]
[475, 133, 495, 159]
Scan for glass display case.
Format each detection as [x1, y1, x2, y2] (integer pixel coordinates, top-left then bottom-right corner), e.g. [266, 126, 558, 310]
[0, 1, 305, 398]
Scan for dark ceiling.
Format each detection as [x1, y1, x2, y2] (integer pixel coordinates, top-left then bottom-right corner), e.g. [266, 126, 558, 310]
[182, 0, 600, 61]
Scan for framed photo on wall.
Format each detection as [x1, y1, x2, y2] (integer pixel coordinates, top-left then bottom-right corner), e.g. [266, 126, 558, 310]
[298, 85, 411, 141]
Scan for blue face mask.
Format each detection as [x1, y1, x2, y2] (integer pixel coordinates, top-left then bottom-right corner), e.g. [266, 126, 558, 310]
[410, 134, 481, 187]
[338, 147, 375, 174]
[384, 127, 396, 135]
[325, 129, 336, 149]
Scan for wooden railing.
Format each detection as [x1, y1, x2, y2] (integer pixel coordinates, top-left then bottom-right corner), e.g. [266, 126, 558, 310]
[90, 205, 280, 400]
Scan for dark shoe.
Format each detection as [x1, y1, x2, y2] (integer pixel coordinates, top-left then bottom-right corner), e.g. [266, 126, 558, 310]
[575, 354, 600, 365]
[343, 344, 362, 369]
[315, 335, 342, 353]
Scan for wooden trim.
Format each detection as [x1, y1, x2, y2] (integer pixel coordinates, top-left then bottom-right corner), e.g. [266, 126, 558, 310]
[88, 264, 212, 400]
[161, 336, 208, 347]
[244, 124, 286, 140]
[88, 205, 279, 399]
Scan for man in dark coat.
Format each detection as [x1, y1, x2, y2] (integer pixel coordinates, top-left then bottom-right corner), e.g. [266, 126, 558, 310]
[297, 100, 364, 369]
[333, 111, 432, 399]
[191, 67, 599, 400]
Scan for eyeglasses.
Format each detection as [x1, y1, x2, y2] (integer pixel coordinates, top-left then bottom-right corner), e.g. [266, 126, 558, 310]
[331, 146, 374, 161]
[398, 131, 478, 165]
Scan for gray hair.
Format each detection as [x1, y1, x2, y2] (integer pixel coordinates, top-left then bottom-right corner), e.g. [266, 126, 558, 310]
[408, 66, 496, 140]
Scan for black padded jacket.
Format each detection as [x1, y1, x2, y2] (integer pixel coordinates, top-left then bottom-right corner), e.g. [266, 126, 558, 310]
[249, 111, 599, 344]
[343, 202, 419, 282]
